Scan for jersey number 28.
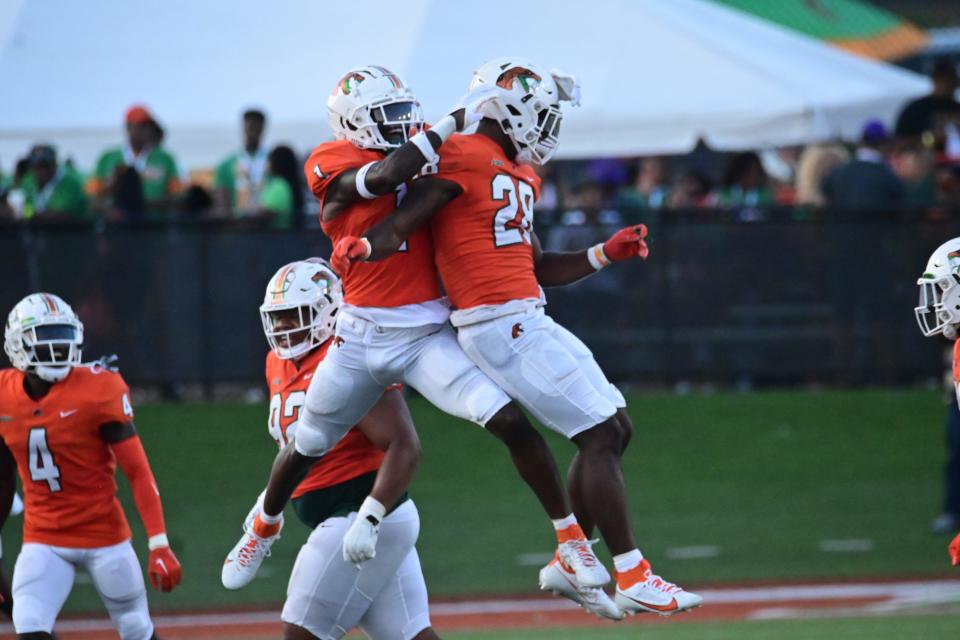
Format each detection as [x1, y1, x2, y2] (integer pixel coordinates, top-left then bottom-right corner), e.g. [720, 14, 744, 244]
[491, 174, 534, 247]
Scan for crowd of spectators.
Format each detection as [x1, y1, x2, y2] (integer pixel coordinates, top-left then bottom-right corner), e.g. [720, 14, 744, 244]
[2, 59, 960, 231]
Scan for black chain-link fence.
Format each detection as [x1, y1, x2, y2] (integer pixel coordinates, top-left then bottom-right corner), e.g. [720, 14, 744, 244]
[0, 211, 953, 389]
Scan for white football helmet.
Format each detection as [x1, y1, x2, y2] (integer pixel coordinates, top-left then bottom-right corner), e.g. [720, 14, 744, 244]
[4, 293, 83, 382]
[260, 259, 341, 360]
[916, 237, 960, 338]
[469, 57, 580, 166]
[327, 65, 425, 151]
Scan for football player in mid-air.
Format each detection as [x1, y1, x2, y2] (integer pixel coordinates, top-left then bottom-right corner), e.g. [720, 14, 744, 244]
[226, 258, 439, 639]
[0, 293, 181, 639]
[915, 238, 960, 566]
[224, 65, 618, 620]
[333, 57, 703, 616]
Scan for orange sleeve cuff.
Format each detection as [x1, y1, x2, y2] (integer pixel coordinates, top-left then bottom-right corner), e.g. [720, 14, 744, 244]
[112, 436, 166, 538]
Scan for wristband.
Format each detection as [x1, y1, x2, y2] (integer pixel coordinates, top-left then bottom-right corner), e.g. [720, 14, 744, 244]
[586, 243, 611, 271]
[431, 115, 457, 142]
[358, 495, 386, 525]
[356, 237, 373, 261]
[355, 162, 377, 200]
[148, 533, 170, 550]
[410, 131, 440, 164]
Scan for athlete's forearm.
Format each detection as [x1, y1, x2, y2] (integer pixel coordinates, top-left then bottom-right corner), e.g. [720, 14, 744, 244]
[362, 131, 444, 196]
[113, 436, 167, 539]
[261, 443, 316, 517]
[535, 250, 598, 287]
[367, 436, 420, 511]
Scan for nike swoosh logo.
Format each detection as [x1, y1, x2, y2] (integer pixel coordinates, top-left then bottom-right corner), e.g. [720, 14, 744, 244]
[60, 409, 78, 418]
[620, 593, 678, 612]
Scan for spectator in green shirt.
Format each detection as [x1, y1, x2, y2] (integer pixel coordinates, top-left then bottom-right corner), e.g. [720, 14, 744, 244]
[20, 145, 88, 222]
[87, 104, 182, 220]
[236, 145, 303, 230]
[213, 109, 268, 217]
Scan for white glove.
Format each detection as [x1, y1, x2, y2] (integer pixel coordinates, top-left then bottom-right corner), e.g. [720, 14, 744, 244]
[342, 496, 386, 565]
[551, 69, 581, 107]
[451, 83, 500, 131]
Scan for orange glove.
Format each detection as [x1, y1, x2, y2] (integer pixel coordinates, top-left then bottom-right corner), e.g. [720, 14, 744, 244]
[148, 545, 182, 592]
[602, 224, 649, 262]
[950, 533, 960, 566]
[332, 236, 372, 275]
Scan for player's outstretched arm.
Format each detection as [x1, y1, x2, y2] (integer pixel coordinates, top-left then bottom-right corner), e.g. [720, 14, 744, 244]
[533, 224, 650, 287]
[323, 84, 498, 219]
[331, 177, 463, 274]
[341, 388, 422, 565]
[103, 422, 182, 592]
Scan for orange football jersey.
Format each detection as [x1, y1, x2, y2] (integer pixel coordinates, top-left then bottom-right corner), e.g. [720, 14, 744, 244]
[265, 339, 385, 499]
[0, 365, 134, 548]
[429, 134, 543, 310]
[304, 140, 441, 308]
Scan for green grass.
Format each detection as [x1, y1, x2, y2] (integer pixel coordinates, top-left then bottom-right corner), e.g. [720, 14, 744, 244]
[2, 389, 953, 614]
[444, 614, 960, 640]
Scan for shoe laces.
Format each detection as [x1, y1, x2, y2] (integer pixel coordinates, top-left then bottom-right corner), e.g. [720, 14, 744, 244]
[646, 571, 680, 595]
[235, 534, 271, 568]
[563, 538, 600, 568]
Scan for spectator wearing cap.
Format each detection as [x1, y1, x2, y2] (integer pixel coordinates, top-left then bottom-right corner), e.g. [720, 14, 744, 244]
[19, 145, 88, 221]
[896, 59, 960, 140]
[821, 120, 905, 212]
[213, 109, 268, 217]
[87, 104, 182, 220]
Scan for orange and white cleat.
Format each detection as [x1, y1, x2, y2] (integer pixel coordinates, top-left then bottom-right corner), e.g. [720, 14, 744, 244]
[614, 560, 702, 616]
[557, 538, 610, 587]
[221, 514, 282, 590]
[539, 554, 623, 621]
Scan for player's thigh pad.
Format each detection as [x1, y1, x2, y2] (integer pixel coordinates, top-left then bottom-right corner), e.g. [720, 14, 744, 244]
[551, 320, 626, 408]
[85, 541, 152, 640]
[282, 500, 421, 639]
[457, 309, 617, 437]
[358, 547, 432, 640]
[403, 324, 511, 426]
[12, 543, 76, 633]
[297, 346, 385, 457]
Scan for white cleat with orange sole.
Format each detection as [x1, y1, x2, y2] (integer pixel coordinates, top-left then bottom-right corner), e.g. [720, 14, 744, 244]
[221, 519, 282, 590]
[557, 538, 611, 587]
[614, 562, 703, 616]
[539, 556, 624, 621]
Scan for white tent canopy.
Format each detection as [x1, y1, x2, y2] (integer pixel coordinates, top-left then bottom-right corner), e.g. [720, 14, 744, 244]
[0, 0, 931, 172]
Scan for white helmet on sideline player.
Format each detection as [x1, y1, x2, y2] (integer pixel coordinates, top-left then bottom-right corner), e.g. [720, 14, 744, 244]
[916, 237, 960, 339]
[260, 259, 341, 360]
[4, 293, 84, 382]
[327, 65, 425, 151]
[469, 57, 580, 166]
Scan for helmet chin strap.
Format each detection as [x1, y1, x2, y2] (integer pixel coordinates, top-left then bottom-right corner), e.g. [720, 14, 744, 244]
[34, 365, 72, 383]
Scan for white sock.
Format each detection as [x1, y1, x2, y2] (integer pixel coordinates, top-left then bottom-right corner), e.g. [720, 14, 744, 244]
[552, 514, 579, 531]
[613, 549, 643, 573]
[258, 510, 282, 525]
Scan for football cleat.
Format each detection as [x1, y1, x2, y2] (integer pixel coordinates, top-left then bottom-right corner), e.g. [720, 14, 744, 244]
[221, 521, 282, 590]
[539, 556, 623, 621]
[557, 538, 610, 587]
[614, 561, 703, 616]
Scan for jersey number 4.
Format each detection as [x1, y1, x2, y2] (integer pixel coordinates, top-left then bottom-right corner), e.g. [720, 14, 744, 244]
[491, 174, 534, 247]
[268, 390, 306, 448]
[28, 427, 62, 492]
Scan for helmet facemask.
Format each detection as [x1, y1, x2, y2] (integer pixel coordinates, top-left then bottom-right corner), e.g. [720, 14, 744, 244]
[20, 321, 83, 382]
[368, 100, 424, 149]
[260, 303, 330, 361]
[916, 274, 960, 337]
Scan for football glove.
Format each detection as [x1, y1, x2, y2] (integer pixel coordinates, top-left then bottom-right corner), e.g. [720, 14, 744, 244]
[332, 236, 371, 275]
[342, 496, 385, 566]
[451, 84, 500, 131]
[950, 532, 960, 566]
[603, 225, 649, 262]
[148, 544, 182, 592]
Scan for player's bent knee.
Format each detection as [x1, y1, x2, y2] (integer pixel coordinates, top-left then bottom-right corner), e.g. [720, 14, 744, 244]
[412, 627, 441, 640]
[485, 403, 538, 446]
[13, 595, 55, 636]
[293, 407, 343, 457]
[112, 607, 153, 640]
[615, 408, 634, 452]
[573, 418, 623, 454]
[282, 622, 318, 640]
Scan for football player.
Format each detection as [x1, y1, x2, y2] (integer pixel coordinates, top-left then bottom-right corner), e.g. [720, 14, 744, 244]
[915, 237, 960, 566]
[223, 65, 618, 620]
[332, 57, 703, 616]
[0, 293, 181, 639]
[226, 259, 439, 639]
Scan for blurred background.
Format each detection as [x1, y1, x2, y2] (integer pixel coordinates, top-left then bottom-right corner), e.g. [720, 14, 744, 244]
[3, 0, 960, 638]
